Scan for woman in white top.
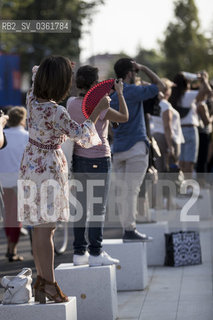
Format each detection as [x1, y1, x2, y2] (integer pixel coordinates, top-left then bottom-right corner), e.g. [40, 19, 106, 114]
[169, 72, 212, 176]
[0, 107, 29, 261]
[151, 78, 184, 209]
[151, 78, 184, 172]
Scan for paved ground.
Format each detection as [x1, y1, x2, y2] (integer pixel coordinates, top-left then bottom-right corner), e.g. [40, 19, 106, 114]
[117, 222, 213, 320]
[0, 191, 213, 319]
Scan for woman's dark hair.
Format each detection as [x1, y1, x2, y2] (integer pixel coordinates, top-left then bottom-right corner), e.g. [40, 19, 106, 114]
[169, 73, 188, 109]
[33, 55, 73, 102]
[7, 106, 27, 127]
[76, 65, 98, 90]
[114, 58, 133, 79]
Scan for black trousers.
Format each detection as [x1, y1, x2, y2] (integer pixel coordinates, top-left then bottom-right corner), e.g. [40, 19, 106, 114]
[196, 132, 210, 173]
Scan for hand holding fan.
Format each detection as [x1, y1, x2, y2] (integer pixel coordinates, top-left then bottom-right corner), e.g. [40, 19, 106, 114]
[82, 79, 115, 119]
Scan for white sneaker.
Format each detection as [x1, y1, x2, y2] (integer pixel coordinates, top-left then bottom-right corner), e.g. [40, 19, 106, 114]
[89, 251, 120, 267]
[73, 252, 89, 266]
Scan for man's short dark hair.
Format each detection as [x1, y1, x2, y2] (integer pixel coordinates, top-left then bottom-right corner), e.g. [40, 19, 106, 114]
[114, 58, 133, 79]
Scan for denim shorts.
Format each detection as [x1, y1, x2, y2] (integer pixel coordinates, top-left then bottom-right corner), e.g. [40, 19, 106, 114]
[180, 126, 199, 163]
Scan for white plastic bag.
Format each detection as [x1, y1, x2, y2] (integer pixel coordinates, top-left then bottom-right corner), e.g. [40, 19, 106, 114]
[1, 268, 32, 304]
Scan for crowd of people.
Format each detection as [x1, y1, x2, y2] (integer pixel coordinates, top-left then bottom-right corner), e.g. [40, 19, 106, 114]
[0, 55, 212, 304]
[0, 107, 28, 261]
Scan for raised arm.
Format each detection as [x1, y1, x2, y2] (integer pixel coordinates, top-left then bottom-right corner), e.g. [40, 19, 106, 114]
[89, 94, 111, 124]
[132, 61, 166, 93]
[196, 71, 212, 103]
[55, 95, 110, 148]
[26, 65, 39, 107]
[104, 79, 129, 122]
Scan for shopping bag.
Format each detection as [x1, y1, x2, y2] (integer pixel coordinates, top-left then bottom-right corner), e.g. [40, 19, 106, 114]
[164, 231, 202, 267]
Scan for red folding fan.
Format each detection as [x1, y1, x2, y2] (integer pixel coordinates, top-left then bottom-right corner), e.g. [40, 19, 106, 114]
[82, 79, 115, 118]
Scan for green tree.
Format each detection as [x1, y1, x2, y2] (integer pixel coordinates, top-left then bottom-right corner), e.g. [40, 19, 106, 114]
[135, 48, 165, 79]
[162, 0, 213, 78]
[0, 0, 104, 71]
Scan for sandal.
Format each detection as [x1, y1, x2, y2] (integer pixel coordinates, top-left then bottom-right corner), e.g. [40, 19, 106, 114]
[8, 254, 24, 262]
[34, 275, 43, 302]
[36, 278, 68, 304]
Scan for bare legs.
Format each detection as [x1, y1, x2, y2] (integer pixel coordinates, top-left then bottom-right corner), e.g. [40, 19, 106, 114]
[32, 223, 56, 282]
[32, 223, 68, 302]
[180, 161, 194, 179]
[8, 241, 18, 255]
[3, 188, 23, 261]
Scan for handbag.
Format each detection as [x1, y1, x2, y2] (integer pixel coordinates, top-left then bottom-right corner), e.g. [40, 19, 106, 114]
[1, 268, 32, 304]
[164, 231, 202, 267]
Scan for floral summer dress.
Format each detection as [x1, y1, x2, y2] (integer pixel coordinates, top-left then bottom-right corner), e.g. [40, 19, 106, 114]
[18, 67, 101, 225]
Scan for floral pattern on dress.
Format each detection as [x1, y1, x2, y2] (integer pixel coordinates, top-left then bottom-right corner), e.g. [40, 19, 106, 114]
[18, 66, 102, 225]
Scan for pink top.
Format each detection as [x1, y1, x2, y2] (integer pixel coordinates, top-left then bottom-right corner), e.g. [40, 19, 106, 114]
[67, 97, 111, 158]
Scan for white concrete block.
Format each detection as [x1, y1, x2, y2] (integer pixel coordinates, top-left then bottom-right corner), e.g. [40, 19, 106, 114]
[103, 240, 148, 291]
[55, 264, 118, 320]
[0, 297, 77, 320]
[136, 221, 169, 266]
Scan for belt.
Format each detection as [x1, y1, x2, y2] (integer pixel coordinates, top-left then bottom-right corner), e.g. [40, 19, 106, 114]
[29, 138, 61, 150]
[181, 124, 195, 127]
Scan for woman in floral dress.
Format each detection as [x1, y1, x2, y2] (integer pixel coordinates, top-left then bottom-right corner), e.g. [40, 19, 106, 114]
[18, 55, 110, 303]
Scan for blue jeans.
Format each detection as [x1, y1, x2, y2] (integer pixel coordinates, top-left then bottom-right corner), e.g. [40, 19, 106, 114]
[72, 155, 111, 256]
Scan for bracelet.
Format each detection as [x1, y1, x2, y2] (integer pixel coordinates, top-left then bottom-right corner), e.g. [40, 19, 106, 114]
[117, 93, 123, 96]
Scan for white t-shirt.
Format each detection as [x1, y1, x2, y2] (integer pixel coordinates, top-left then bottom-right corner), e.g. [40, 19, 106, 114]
[151, 99, 184, 144]
[180, 90, 199, 126]
[0, 126, 29, 187]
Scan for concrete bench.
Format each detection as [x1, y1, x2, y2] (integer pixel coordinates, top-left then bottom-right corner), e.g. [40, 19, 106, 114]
[0, 297, 76, 320]
[103, 239, 148, 291]
[55, 264, 118, 320]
